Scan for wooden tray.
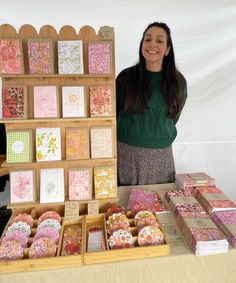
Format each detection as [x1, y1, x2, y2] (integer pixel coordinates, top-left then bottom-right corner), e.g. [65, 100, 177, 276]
[83, 213, 170, 265]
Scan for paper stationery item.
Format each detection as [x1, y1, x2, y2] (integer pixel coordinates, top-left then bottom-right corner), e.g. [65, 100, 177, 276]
[40, 168, 65, 203]
[33, 86, 58, 118]
[87, 226, 106, 252]
[212, 210, 236, 248]
[1, 86, 27, 119]
[58, 40, 84, 74]
[7, 129, 32, 163]
[94, 166, 117, 199]
[36, 127, 61, 161]
[62, 86, 86, 117]
[90, 127, 113, 158]
[194, 186, 236, 214]
[66, 127, 89, 160]
[175, 172, 215, 192]
[61, 225, 82, 255]
[0, 39, 24, 74]
[27, 39, 54, 74]
[10, 169, 35, 203]
[177, 211, 228, 256]
[89, 85, 113, 117]
[127, 188, 159, 210]
[68, 168, 92, 200]
[88, 41, 112, 74]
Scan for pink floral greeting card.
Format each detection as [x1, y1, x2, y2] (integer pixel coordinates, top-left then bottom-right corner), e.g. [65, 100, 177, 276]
[66, 127, 89, 160]
[10, 169, 35, 203]
[68, 168, 92, 200]
[33, 86, 58, 118]
[27, 39, 54, 74]
[88, 41, 112, 74]
[90, 127, 113, 158]
[2, 86, 27, 119]
[89, 85, 113, 117]
[0, 39, 24, 74]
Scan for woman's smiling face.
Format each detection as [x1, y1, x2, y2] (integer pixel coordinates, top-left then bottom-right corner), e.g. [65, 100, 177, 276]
[141, 26, 170, 71]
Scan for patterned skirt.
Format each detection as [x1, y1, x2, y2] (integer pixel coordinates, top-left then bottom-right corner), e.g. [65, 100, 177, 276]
[117, 142, 175, 186]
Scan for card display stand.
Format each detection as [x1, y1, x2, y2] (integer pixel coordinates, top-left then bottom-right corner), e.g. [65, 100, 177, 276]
[0, 23, 117, 209]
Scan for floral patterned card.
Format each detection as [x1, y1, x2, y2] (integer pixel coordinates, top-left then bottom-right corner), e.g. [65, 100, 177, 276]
[88, 41, 112, 74]
[62, 86, 86, 117]
[40, 168, 64, 203]
[33, 86, 58, 118]
[10, 169, 35, 203]
[68, 168, 92, 200]
[27, 39, 54, 74]
[66, 127, 89, 160]
[0, 39, 24, 74]
[36, 127, 61, 162]
[94, 166, 117, 199]
[90, 127, 113, 158]
[89, 85, 113, 117]
[1, 86, 27, 119]
[7, 129, 32, 163]
[58, 40, 84, 74]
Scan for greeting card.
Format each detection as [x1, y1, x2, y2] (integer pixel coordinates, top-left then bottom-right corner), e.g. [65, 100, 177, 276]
[90, 127, 113, 158]
[40, 168, 64, 203]
[1, 86, 27, 119]
[33, 86, 58, 118]
[66, 127, 89, 160]
[94, 166, 117, 199]
[88, 41, 112, 74]
[7, 129, 32, 163]
[68, 168, 92, 200]
[89, 85, 113, 117]
[36, 127, 61, 162]
[10, 169, 35, 203]
[58, 40, 84, 74]
[0, 39, 24, 74]
[62, 86, 86, 117]
[27, 39, 54, 74]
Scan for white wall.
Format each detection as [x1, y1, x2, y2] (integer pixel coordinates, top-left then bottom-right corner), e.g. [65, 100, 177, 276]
[1, 0, 236, 200]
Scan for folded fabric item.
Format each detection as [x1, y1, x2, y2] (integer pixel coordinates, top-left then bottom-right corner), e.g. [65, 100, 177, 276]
[194, 186, 236, 214]
[177, 211, 228, 256]
[175, 172, 215, 192]
[127, 188, 159, 210]
[211, 210, 236, 248]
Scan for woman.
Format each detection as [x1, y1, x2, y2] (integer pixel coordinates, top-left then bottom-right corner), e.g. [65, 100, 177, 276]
[116, 22, 187, 185]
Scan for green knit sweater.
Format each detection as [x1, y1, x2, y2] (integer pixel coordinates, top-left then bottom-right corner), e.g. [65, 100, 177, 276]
[116, 67, 187, 149]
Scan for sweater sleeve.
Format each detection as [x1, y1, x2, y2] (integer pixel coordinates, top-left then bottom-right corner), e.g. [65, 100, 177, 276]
[116, 72, 122, 118]
[174, 74, 188, 124]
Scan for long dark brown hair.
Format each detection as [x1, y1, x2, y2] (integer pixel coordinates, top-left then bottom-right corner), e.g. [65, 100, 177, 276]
[124, 22, 181, 118]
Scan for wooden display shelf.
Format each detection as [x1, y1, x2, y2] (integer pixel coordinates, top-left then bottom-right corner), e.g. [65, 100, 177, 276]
[83, 214, 170, 265]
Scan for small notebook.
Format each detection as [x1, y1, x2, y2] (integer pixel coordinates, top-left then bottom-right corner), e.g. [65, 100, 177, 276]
[0, 39, 24, 74]
[36, 127, 61, 162]
[10, 169, 35, 203]
[27, 39, 54, 74]
[58, 40, 84, 74]
[7, 129, 32, 163]
[62, 86, 86, 117]
[1, 86, 27, 119]
[40, 168, 65, 203]
[33, 86, 58, 118]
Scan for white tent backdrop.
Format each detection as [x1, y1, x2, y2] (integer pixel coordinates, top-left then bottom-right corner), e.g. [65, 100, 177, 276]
[1, 0, 236, 200]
